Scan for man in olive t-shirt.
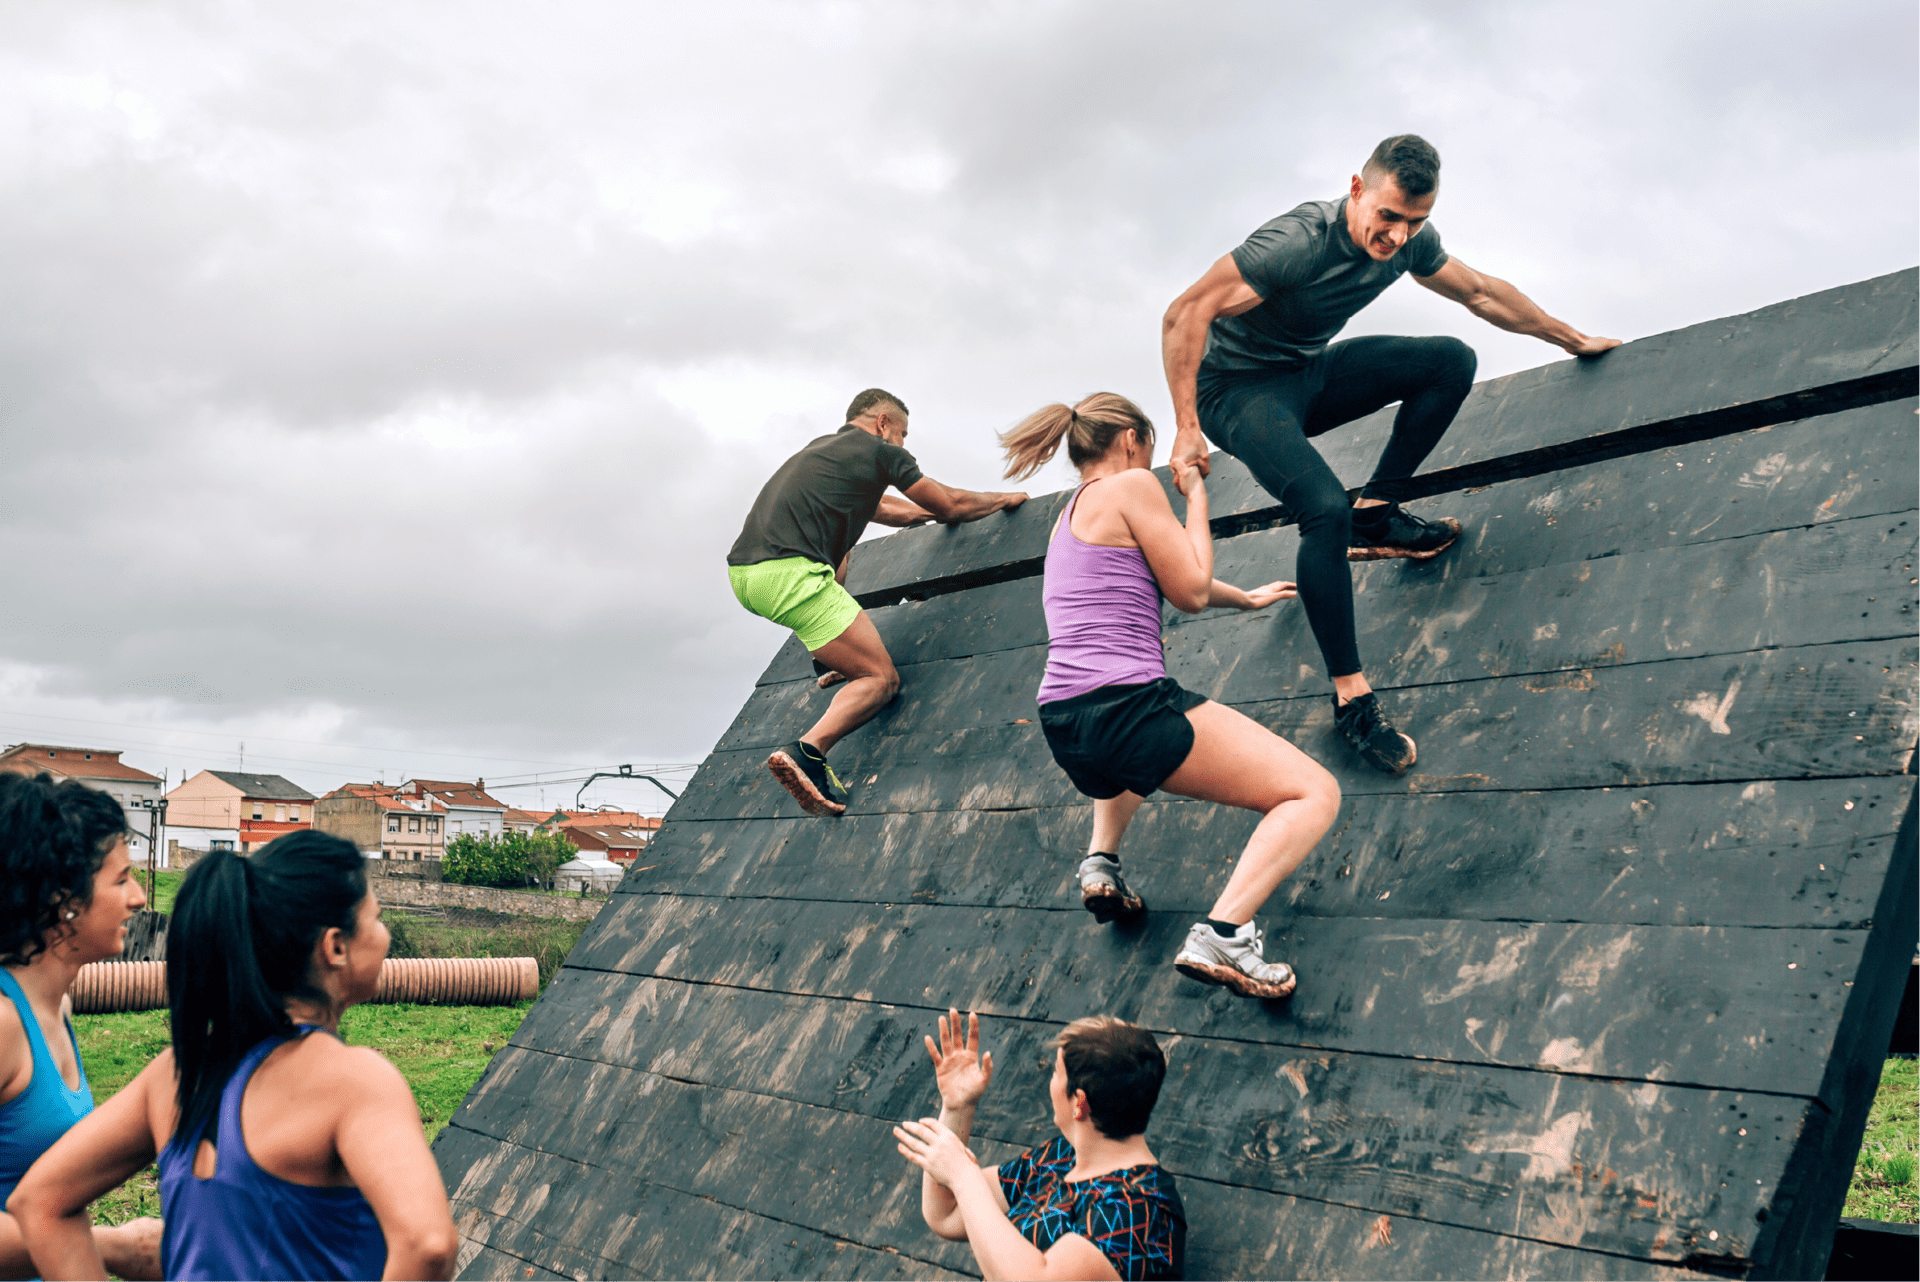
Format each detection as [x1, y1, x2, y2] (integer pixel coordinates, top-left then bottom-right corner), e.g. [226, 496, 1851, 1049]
[1162, 134, 1620, 776]
[728, 388, 1028, 816]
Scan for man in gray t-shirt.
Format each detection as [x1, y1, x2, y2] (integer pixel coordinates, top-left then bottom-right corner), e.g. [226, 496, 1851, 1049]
[1161, 134, 1619, 775]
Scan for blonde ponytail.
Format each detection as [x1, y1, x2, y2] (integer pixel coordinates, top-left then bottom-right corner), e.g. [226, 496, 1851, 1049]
[999, 393, 1155, 481]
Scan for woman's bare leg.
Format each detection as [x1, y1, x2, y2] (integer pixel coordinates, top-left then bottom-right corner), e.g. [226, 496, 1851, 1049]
[1160, 701, 1340, 924]
[1089, 791, 1145, 854]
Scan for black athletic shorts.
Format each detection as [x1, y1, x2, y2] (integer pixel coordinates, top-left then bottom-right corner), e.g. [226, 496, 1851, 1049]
[1038, 678, 1209, 800]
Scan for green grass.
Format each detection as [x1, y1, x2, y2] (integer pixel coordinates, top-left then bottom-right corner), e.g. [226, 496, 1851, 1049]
[384, 906, 589, 989]
[139, 869, 183, 916]
[71, 1003, 530, 1226]
[1846, 1056, 1918, 1222]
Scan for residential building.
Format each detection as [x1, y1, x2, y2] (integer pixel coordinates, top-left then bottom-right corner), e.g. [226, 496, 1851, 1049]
[502, 807, 561, 836]
[314, 784, 447, 862]
[0, 744, 165, 862]
[555, 811, 661, 865]
[165, 770, 317, 854]
[397, 779, 508, 841]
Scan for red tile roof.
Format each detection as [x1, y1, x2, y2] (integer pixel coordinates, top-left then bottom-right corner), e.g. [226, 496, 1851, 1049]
[0, 744, 162, 785]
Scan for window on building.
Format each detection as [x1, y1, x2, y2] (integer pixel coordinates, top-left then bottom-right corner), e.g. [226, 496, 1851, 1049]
[211, 840, 234, 852]
[275, 805, 287, 823]
[387, 816, 401, 833]
[252, 803, 263, 820]
[408, 817, 421, 833]
[427, 818, 439, 833]
[450, 820, 463, 833]
[290, 805, 301, 822]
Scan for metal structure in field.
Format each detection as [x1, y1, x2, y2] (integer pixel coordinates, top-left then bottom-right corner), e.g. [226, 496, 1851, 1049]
[434, 271, 1919, 1281]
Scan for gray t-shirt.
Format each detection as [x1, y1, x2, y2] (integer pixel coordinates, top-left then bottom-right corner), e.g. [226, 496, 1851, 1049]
[1201, 197, 1448, 373]
[728, 424, 925, 570]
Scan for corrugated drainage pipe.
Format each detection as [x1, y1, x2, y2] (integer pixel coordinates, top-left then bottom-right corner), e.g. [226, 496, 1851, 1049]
[72, 957, 539, 1014]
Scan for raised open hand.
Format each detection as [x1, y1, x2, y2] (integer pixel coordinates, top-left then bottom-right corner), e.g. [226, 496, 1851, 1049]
[925, 1009, 994, 1111]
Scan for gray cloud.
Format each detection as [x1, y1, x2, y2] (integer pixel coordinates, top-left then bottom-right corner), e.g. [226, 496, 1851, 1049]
[1, 0, 1912, 806]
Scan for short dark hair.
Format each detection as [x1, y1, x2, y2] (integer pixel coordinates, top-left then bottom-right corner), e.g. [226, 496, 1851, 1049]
[1054, 1016, 1166, 1139]
[846, 388, 908, 422]
[1363, 134, 1440, 198]
[0, 771, 130, 966]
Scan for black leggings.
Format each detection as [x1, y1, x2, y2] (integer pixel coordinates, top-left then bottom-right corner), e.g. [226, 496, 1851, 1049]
[1197, 335, 1476, 678]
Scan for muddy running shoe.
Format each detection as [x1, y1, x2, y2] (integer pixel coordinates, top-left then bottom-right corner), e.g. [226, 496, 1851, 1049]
[1174, 921, 1296, 999]
[1348, 503, 1461, 561]
[1077, 854, 1145, 923]
[766, 740, 848, 816]
[1334, 692, 1417, 775]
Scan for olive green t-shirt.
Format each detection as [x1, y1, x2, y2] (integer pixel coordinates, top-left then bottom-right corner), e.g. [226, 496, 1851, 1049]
[727, 425, 925, 570]
[1202, 196, 1449, 372]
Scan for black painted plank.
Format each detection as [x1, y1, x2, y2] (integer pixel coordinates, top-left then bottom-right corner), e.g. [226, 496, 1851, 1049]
[498, 968, 1807, 1266]
[563, 890, 1874, 1103]
[759, 397, 1920, 687]
[437, 1121, 948, 1280]
[677, 640, 1918, 823]
[834, 272, 1916, 605]
[620, 777, 1910, 932]
[733, 509, 1916, 747]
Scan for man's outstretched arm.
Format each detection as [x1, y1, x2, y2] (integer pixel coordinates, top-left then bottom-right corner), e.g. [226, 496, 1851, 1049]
[903, 478, 1028, 525]
[1416, 257, 1620, 356]
[1161, 253, 1265, 476]
[874, 494, 935, 527]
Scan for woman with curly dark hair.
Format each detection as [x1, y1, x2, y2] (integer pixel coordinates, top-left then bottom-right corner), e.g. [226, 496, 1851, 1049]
[11, 830, 456, 1282]
[0, 771, 161, 1280]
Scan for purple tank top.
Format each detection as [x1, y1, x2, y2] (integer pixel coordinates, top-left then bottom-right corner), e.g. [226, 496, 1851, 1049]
[159, 1028, 387, 1281]
[1037, 480, 1168, 705]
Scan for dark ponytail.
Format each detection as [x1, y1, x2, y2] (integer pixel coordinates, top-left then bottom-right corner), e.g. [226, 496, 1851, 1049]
[0, 771, 130, 966]
[169, 829, 369, 1142]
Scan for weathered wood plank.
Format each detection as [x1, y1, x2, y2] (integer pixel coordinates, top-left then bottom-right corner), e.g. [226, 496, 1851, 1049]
[617, 777, 1910, 932]
[498, 967, 1809, 1266]
[759, 398, 1919, 686]
[678, 639, 1918, 823]
[436, 1121, 950, 1280]
[735, 508, 1916, 745]
[835, 272, 1916, 604]
[563, 891, 1875, 1104]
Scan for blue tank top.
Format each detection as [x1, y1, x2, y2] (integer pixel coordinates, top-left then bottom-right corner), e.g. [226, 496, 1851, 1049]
[0, 968, 93, 1207]
[158, 1028, 387, 1281]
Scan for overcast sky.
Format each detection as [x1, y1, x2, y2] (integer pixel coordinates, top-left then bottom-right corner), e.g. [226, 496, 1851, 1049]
[2, 0, 1913, 815]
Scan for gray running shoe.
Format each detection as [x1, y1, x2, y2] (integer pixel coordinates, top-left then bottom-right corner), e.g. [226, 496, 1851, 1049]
[1174, 921, 1296, 998]
[1077, 854, 1145, 923]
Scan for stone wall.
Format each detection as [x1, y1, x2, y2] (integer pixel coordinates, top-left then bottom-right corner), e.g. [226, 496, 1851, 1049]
[369, 873, 608, 922]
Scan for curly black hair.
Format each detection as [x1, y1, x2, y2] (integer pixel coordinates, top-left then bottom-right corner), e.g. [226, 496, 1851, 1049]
[0, 771, 131, 965]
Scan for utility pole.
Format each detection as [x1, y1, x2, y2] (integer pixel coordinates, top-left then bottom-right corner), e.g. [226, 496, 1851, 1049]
[130, 795, 168, 905]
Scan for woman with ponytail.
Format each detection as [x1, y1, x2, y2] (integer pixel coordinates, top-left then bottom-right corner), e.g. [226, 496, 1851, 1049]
[1003, 393, 1341, 999]
[10, 830, 457, 1281]
[0, 773, 161, 1280]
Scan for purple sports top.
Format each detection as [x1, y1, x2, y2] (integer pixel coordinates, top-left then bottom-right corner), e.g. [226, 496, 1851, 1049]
[1037, 480, 1168, 705]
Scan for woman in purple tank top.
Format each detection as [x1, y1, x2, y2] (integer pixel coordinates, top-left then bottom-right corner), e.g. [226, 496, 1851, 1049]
[12, 832, 456, 1281]
[1002, 393, 1341, 999]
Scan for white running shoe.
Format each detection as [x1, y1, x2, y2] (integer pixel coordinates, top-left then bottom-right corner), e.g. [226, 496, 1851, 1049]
[1174, 921, 1297, 999]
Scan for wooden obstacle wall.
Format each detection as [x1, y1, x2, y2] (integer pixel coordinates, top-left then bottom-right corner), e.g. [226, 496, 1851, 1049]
[435, 271, 1919, 1281]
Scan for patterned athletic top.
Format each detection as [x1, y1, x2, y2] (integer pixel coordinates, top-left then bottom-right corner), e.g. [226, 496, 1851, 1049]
[998, 1136, 1186, 1281]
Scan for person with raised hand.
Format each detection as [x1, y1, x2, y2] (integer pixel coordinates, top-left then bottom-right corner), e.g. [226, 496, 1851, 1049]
[8, 830, 457, 1282]
[896, 1010, 1185, 1282]
[0, 772, 162, 1281]
[1001, 393, 1340, 998]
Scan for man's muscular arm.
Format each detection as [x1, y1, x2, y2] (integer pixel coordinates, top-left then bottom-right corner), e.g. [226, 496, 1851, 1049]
[1161, 254, 1264, 476]
[1416, 257, 1620, 356]
[873, 494, 934, 527]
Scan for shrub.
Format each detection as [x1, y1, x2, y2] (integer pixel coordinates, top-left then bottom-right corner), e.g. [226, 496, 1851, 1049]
[442, 831, 578, 889]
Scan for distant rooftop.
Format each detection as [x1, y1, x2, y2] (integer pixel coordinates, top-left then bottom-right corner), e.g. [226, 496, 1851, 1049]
[206, 771, 318, 801]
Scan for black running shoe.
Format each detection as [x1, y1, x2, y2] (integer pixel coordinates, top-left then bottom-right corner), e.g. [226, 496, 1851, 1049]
[767, 740, 849, 816]
[1348, 503, 1461, 562]
[1334, 693, 1417, 775]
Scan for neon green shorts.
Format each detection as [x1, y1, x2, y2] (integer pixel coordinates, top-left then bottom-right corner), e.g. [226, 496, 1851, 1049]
[727, 556, 863, 652]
